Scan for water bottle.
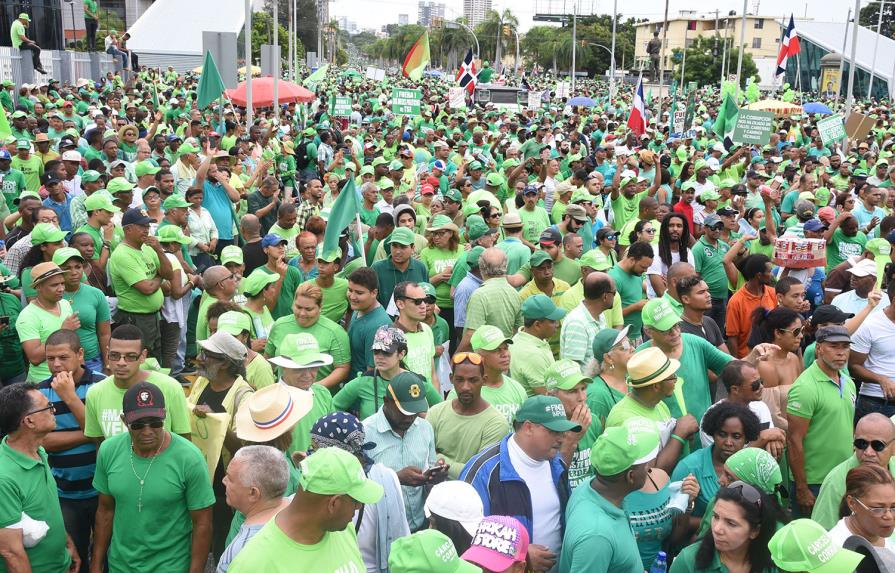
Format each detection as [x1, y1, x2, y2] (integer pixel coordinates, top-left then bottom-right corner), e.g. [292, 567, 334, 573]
[649, 551, 668, 573]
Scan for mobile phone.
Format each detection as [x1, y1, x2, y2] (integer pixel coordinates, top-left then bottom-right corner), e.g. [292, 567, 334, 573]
[424, 464, 448, 479]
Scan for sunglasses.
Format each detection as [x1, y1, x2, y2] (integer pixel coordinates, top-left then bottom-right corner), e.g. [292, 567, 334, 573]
[603, 235, 617, 241]
[854, 438, 891, 452]
[129, 419, 164, 430]
[643, 228, 656, 234]
[400, 296, 428, 306]
[750, 379, 763, 392]
[452, 352, 483, 365]
[778, 326, 803, 337]
[726, 481, 763, 509]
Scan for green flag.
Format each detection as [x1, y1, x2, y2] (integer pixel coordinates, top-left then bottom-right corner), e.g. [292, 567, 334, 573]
[322, 176, 362, 258]
[197, 51, 226, 110]
[0, 104, 9, 141]
[713, 93, 739, 144]
[303, 64, 329, 88]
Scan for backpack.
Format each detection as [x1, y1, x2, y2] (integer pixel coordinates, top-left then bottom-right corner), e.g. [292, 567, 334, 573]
[295, 140, 313, 171]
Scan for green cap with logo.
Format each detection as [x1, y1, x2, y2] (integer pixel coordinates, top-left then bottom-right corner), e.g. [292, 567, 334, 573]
[107, 177, 135, 194]
[84, 193, 120, 213]
[241, 268, 279, 297]
[387, 371, 430, 415]
[521, 294, 566, 321]
[157, 225, 191, 245]
[578, 249, 611, 271]
[220, 245, 243, 265]
[298, 447, 384, 504]
[268, 333, 334, 369]
[418, 282, 436, 299]
[51, 247, 83, 266]
[591, 417, 661, 476]
[514, 396, 581, 432]
[31, 223, 66, 245]
[642, 298, 682, 331]
[388, 529, 481, 573]
[444, 188, 462, 203]
[471, 325, 513, 352]
[216, 311, 252, 336]
[162, 194, 191, 209]
[769, 519, 864, 573]
[545, 359, 592, 391]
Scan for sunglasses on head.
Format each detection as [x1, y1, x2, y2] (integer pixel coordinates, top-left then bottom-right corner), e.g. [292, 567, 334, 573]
[854, 438, 891, 452]
[726, 481, 763, 509]
[452, 352, 483, 365]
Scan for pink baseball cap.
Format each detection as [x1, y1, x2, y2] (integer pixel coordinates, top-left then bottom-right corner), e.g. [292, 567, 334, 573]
[817, 206, 836, 223]
[462, 516, 529, 572]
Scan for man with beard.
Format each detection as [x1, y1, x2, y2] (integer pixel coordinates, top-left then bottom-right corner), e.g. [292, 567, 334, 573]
[296, 179, 323, 232]
[647, 213, 692, 298]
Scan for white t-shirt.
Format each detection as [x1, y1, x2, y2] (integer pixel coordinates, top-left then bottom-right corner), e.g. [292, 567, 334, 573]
[507, 434, 562, 559]
[699, 399, 774, 448]
[828, 518, 895, 552]
[831, 290, 885, 317]
[851, 308, 895, 399]
[646, 244, 693, 298]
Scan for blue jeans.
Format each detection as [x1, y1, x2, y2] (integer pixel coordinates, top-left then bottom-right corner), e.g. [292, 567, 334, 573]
[84, 356, 104, 375]
[106, 46, 128, 68]
[854, 394, 895, 425]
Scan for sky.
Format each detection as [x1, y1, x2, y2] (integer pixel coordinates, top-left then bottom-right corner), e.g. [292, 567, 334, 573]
[329, 0, 852, 33]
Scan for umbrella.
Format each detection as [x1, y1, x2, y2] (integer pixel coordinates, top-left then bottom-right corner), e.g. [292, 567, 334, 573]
[238, 65, 262, 76]
[341, 68, 361, 78]
[568, 96, 596, 107]
[225, 77, 315, 108]
[803, 102, 833, 115]
[745, 99, 803, 117]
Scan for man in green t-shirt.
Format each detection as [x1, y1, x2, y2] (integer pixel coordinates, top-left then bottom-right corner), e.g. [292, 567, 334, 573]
[607, 241, 654, 342]
[10, 13, 47, 74]
[92, 380, 214, 573]
[11, 140, 43, 192]
[228, 447, 383, 573]
[83, 0, 99, 50]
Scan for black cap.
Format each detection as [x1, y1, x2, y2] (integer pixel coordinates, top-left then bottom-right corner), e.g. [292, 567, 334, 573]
[811, 305, 854, 326]
[123, 381, 166, 424]
[816, 325, 851, 344]
[717, 206, 738, 216]
[539, 227, 562, 245]
[121, 208, 153, 226]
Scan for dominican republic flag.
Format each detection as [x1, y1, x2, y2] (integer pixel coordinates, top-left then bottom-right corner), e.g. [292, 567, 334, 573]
[627, 76, 647, 136]
[775, 15, 800, 76]
[457, 49, 478, 94]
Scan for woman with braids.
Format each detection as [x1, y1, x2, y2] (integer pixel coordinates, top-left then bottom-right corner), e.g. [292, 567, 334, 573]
[647, 212, 692, 298]
[750, 306, 804, 430]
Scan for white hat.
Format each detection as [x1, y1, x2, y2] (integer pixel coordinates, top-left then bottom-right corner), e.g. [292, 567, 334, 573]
[424, 480, 484, 535]
[198, 331, 248, 361]
[712, 142, 726, 153]
[61, 150, 81, 162]
[847, 258, 878, 278]
[706, 157, 721, 171]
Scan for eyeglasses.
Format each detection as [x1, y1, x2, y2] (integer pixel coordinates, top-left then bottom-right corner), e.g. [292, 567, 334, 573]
[854, 438, 891, 452]
[852, 496, 895, 517]
[643, 228, 656, 234]
[726, 481, 763, 509]
[23, 403, 55, 417]
[108, 352, 142, 363]
[129, 419, 164, 431]
[452, 352, 483, 365]
[400, 296, 428, 306]
[778, 326, 803, 337]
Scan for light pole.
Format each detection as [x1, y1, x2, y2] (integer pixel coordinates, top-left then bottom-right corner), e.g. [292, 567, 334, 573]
[868, 0, 886, 99]
[273, 0, 279, 124]
[587, 42, 616, 93]
[571, 1, 578, 93]
[445, 20, 479, 59]
[735, 0, 747, 100]
[836, 6, 851, 102]
[244, 0, 253, 126]
[845, 0, 860, 116]
[610, 0, 618, 98]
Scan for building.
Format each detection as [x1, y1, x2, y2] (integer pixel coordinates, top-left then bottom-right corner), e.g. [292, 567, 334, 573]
[463, 0, 491, 28]
[634, 13, 784, 86]
[418, 1, 445, 27]
[398, 14, 409, 25]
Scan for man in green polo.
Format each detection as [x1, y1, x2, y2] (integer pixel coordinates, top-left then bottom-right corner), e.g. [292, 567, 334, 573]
[77, 193, 119, 266]
[509, 294, 566, 396]
[370, 227, 429, 309]
[10, 13, 47, 74]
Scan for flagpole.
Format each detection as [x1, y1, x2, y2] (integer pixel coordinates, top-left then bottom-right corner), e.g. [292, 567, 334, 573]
[845, 0, 860, 117]
[244, 0, 253, 127]
[354, 212, 367, 266]
[735, 0, 747, 101]
[837, 6, 851, 104]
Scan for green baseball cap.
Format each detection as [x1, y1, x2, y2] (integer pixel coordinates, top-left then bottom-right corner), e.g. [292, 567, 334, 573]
[386, 371, 430, 415]
[107, 177, 135, 194]
[216, 311, 252, 336]
[418, 282, 436, 299]
[360, 165, 375, 177]
[176, 142, 201, 155]
[241, 268, 279, 297]
[316, 245, 341, 263]
[591, 417, 661, 476]
[467, 245, 485, 268]
[298, 447, 384, 504]
[642, 298, 682, 331]
[578, 249, 611, 271]
[465, 215, 491, 242]
[521, 294, 566, 321]
[220, 245, 243, 265]
[444, 188, 462, 203]
[84, 193, 120, 213]
[303, 127, 316, 136]
[592, 326, 631, 363]
[134, 160, 160, 177]
[31, 223, 66, 245]
[51, 247, 84, 266]
[378, 178, 395, 191]
[388, 529, 480, 573]
[545, 359, 592, 391]
[468, 160, 483, 171]
[13, 190, 41, 204]
[162, 194, 190, 209]
[529, 251, 552, 267]
[389, 226, 416, 246]
[570, 189, 593, 204]
[388, 160, 404, 171]
[814, 187, 832, 206]
[371, 157, 389, 167]
[769, 519, 864, 573]
[471, 325, 513, 352]
[156, 225, 191, 245]
[80, 170, 102, 183]
[700, 189, 721, 202]
[485, 172, 506, 187]
[514, 396, 581, 431]
[269, 333, 333, 369]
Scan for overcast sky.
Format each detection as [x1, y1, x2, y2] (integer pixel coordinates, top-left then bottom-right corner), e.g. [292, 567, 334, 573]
[330, 0, 852, 33]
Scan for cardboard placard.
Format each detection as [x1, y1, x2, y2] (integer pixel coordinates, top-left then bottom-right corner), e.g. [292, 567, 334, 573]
[817, 114, 846, 146]
[392, 88, 422, 116]
[555, 81, 570, 99]
[732, 110, 774, 145]
[845, 112, 876, 142]
[527, 91, 542, 110]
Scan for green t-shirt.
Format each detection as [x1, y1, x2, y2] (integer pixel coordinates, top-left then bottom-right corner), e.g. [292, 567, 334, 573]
[827, 228, 868, 272]
[11, 156, 43, 192]
[608, 265, 646, 339]
[62, 283, 110, 361]
[108, 243, 164, 313]
[0, 438, 70, 573]
[786, 362, 857, 484]
[246, 353, 275, 390]
[315, 277, 349, 324]
[84, 371, 192, 439]
[509, 329, 555, 396]
[10, 20, 25, 49]
[265, 315, 350, 382]
[16, 299, 73, 383]
[288, 383, 334, 454]
[404, 323, 436, 384]
[447, 376, 528, 426]
[427, 401, 510, 479]
[611, 190, 648, 230]
[0, 293, 25, 381]
[83, 0, 98, 20]
[586, 376, 626, 434]
[691, 237, 730, 299]
[419, 247, 462, 308]
[516, 255, 582, 287]
[257, 265, 304, 320]
[496, 237, 532, 275]
[346, 306, 391, 378]
[0, 169, 26, 213]
[518, 206, 551, 244]
[568, 414, 600, 489]
[334, 371, 444, 421]
[606, 395, 676, 449]
[92, 432, 215, 573]
[228, 520, 365, 573]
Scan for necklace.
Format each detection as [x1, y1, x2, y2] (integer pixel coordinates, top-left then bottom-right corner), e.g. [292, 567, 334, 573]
[129, 434, 166, 512]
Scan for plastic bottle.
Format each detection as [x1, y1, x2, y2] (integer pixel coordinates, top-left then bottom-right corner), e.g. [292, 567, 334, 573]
[649, 551, 668, 573]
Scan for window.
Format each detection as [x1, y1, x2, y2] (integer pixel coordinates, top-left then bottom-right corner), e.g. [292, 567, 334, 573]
[754, 18, 764, 29]
[752, 37, 762, 49]
[685, 38, 695, 49]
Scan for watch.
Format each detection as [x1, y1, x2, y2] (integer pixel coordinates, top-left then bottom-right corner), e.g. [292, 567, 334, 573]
[101, 241, 111, 250]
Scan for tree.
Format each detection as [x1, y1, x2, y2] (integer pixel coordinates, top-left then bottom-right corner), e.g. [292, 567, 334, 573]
[860, 2, 895, 39]
[671, 35, 757, 87]
[250, 11, 297, 67]
[265, 0, 319, 57]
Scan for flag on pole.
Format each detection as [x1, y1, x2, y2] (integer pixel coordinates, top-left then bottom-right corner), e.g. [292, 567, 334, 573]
[303, 64, 329, 88]
[627, 76, 647, 137]
[197, 51, 227, 110]
[775, 15, 800, 77]
[713, 93, 740, 150]
[402, 31, 431, 81]
[456, 49, 477, 94]
[322, 176, 362, 258]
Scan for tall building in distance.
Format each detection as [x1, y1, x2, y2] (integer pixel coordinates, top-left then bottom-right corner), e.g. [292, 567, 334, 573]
[463, 0, 491, 27]
[418, 1, 445, 27]
[398, 13, 409, 25]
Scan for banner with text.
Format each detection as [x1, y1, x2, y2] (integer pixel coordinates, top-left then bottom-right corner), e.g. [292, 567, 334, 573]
[732, 110, 774, 145]
[333, 96, 353, 117]
[392, 88, 422, 116]
[817, 115, 846, 146]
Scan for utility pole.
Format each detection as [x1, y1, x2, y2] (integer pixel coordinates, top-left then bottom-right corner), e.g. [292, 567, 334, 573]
[495, 14, 502, 72]
[244, 0, 253, 126]
[735, 0, 747, 100]
[610, 0, 618, 99]
[571, 1, 578, 93]
[869, 0, 885, 99]
[273, 0, 279, 123]
[288, 0, 294, 81]
[658, 0, 669, 118]
[836, 5, 851, 102]
[845, 0, 860, 116]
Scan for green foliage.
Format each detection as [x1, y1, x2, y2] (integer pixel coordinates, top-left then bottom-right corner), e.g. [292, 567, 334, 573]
[250, 11, 303, 67]
[860, 2, 895, 39]
[671, 35, 757, 88]
[520, 15, 638, 77]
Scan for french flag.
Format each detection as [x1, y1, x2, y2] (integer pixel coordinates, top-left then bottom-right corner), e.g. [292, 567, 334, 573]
[776, 15, 800, 77]
[627, 77, 647, 136]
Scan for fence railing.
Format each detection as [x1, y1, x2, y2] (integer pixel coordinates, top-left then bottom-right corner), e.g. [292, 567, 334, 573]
[0, 47, 120, 91]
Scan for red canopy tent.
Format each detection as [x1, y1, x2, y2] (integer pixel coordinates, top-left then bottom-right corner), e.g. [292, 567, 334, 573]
[225, 77, 315, 108]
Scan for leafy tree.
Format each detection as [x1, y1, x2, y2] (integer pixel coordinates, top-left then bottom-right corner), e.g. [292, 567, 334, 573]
[671, 35, 757, 87]
[265, 0, 318, 58]
[250, 11, 297, 67]
[860, 2, 895, 39]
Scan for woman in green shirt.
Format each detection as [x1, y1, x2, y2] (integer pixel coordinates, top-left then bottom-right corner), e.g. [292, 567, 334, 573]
[670, 483, 778, 573]
[241, 269, 278, 351]
[586, 326, 633, 433]
[419, 215, 462, 343]
[18, 223, 66, 300]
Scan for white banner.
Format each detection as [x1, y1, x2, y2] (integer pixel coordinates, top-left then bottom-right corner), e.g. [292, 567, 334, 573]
[448, 86, 467, 109]
[528, 91, 542, 110]
[365, 66, 386, 81]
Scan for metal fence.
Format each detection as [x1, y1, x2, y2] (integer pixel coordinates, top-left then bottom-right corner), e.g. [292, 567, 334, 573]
[0, 47, 118, 91]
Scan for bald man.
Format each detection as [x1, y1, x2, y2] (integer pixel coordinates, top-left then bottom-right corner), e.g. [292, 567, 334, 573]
[660, 262, 696, 316]
[811, 413, 895, 528]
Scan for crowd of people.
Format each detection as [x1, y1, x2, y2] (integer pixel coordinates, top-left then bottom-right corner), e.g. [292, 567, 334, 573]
[0, 54, 893, 573]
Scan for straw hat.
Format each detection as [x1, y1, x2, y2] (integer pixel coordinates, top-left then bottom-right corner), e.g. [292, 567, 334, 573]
[234, 384, 314, 442]
[626, 347, 681, 388]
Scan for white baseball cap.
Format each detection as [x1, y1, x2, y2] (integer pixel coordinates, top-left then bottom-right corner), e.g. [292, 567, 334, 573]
[424, 480, 484, 535]
[847, 258, 878, 278]
[61, 150, 81, 162]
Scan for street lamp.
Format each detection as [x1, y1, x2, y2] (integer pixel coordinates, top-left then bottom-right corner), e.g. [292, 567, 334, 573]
[445, 20, 480, 60]
[586, 42, 616, 97]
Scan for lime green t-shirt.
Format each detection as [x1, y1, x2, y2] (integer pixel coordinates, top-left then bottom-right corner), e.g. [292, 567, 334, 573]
[228, 520, 365, 573]
[10, 20, 25, 49]
[288, 383, 334, 454]
[315, 277, 349, 324]
[108, 243, 164, 313]
[265, 315, 350, 382]
[419, 246, 461, 308]
[84, 371, 192, 439]
[404, 323, 436, 384]
[447, 375, 530, 426]
[61, 283, 111, 361]
[16, 299, 73, 383]
[11, 155, 44, 192]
